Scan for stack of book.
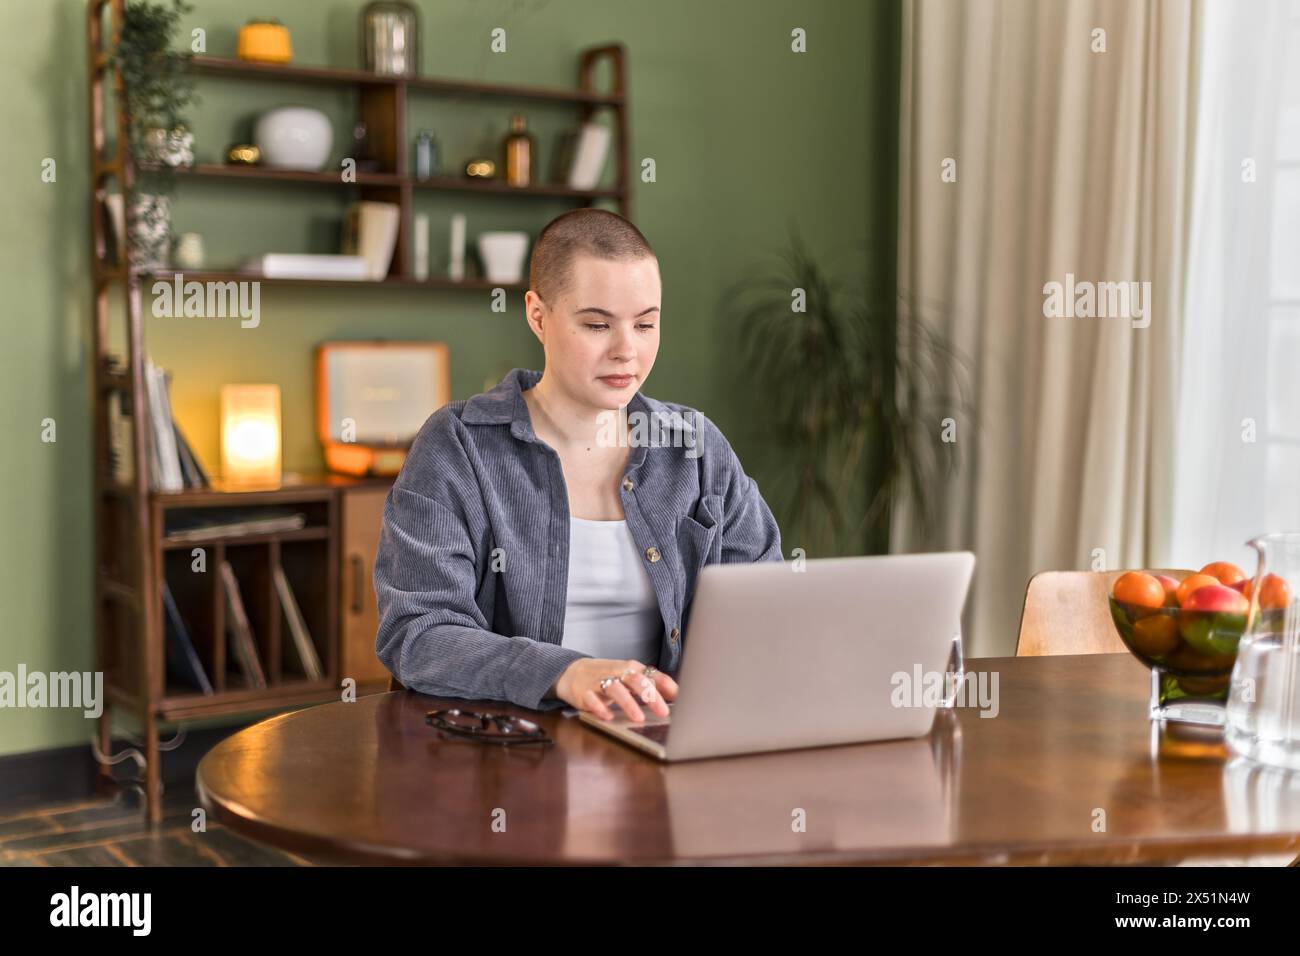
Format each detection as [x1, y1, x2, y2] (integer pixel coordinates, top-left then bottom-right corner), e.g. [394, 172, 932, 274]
[240, 201, 401, 281]
[242, 253, 369, 280]
[107, 356, 208, 492]
[341, 201, 401, 280]
[163, 507, 307, 543]
[551, 122, 612, 189]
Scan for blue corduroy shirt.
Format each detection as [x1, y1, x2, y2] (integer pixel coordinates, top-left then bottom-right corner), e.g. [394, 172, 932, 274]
[373, 367, 784, 711]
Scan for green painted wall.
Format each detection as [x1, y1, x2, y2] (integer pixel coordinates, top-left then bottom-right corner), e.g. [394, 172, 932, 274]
[0, 0, 897, 756]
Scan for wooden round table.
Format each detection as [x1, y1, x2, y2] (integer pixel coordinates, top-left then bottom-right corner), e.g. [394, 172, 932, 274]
[196, 654, 1300, 865]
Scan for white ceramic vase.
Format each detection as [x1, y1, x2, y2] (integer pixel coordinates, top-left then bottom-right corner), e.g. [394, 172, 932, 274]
[476, 231, 530, 283]
[254, 106, 333, 171]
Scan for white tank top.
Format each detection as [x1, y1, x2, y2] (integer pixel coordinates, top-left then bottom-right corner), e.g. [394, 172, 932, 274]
[560, 516, 662, 664]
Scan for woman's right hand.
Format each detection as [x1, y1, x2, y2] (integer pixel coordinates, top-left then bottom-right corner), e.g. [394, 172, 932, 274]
[553, 658, 677, 722]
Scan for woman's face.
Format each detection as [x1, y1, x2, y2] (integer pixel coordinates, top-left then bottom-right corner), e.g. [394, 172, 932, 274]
[528, 253, 662, 409]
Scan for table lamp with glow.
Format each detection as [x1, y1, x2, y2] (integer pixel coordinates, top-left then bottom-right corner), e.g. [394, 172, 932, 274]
[221, 384, 281, 485]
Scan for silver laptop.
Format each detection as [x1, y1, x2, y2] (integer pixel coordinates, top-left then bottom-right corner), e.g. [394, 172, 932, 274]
[578, 551, 976, 761]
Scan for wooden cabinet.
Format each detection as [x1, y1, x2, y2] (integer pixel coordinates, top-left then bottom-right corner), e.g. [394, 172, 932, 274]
[340, 486, 393, 690]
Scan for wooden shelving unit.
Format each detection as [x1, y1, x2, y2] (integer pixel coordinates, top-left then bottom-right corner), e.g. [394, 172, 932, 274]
[140, 268, 528, 292]
[164, 163, 624, 200]
[190, 54, 627, 106]
[85, 0, 632, 824]
[176, 46, 630, 279]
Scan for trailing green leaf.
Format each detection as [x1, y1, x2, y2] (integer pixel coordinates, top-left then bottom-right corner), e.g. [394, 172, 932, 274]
[108, 0, 196, 267]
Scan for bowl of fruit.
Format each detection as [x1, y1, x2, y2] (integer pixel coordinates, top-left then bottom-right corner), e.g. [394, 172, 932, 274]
[1108, 562, 1292, 720]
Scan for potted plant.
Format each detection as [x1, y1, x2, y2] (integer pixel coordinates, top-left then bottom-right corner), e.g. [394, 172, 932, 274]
[729, 233, 972, 557]
[109, 0, 197, 270]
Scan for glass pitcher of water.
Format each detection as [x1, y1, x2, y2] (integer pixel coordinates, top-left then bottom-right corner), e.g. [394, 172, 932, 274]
[1225, 533, 1300, 770]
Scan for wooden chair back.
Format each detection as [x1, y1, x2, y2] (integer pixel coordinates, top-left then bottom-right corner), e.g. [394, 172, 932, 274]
[1015, 569, 1193, 656]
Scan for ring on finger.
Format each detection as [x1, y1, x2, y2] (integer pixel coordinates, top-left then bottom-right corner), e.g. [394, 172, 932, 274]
[598, 676, 621, 695]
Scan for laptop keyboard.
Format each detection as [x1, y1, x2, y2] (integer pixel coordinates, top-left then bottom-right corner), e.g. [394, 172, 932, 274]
[627, 722, 671, 744]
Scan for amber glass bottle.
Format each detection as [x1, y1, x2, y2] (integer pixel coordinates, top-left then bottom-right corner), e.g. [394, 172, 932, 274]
[502, 114, 535, 186]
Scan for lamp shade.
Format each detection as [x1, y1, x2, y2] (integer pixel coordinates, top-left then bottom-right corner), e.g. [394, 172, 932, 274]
[221, 384, 281, 484]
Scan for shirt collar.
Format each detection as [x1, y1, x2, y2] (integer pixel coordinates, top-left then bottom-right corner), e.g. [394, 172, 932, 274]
[461, 368, 697, 466]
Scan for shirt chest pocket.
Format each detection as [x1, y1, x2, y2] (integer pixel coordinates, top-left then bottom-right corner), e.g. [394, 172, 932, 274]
[675, 493, 723, 590]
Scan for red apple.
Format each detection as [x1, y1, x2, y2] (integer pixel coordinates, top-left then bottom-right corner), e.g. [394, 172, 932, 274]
[1182, 584, 1249, 615]
[1228, 579, 1249, 593]
[1176, 573, 1221, 607]
[1153, 574, 1180, 606]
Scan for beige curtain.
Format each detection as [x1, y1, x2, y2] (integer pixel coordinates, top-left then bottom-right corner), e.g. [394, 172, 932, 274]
[894, 0, 1198, 656]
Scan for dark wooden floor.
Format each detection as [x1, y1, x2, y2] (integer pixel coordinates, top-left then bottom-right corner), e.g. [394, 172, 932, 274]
[0, 781, 309, 867]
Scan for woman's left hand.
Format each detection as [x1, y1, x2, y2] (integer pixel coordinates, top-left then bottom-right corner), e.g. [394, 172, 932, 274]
[554, 657, 677, 721]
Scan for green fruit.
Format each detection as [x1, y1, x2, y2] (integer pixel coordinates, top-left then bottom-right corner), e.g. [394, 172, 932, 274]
[1177, 611, 1244, 657]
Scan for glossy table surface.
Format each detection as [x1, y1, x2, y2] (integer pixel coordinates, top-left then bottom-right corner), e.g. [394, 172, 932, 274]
[195, 654, 1300, 865]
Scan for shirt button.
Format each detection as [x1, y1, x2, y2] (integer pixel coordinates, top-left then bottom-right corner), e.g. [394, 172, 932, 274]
[622, 476, 634, 492]
[645, 546, 661, 563]
[670, 627, 680, 643]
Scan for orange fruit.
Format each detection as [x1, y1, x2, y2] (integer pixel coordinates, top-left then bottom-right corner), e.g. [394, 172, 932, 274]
[1199, 561, 1246, 586]
[1176, 674, 1230, 696]
[1244, 573, 1293, 610]
[1130, 615, 1179, 657]
[1112, 571, 1165, 609]
[1165, 643, 1235, 674]
[1176, 573, 1220, 608]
